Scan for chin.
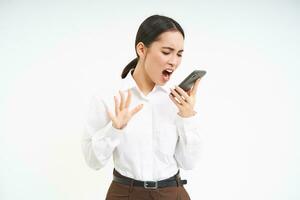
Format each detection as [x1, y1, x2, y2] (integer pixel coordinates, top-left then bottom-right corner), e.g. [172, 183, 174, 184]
[156, 80, 166, 86]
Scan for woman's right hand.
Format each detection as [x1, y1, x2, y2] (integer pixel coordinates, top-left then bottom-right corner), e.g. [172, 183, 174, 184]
[107, 89, 143, 130]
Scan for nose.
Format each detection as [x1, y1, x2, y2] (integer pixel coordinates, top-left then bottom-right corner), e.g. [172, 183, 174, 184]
[168, 54, 179, 67]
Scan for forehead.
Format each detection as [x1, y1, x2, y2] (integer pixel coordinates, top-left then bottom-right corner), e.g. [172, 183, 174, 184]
[152, 31, 184, 49]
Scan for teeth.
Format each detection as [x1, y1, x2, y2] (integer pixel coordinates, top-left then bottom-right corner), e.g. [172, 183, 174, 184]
[166, 69, 173, 73]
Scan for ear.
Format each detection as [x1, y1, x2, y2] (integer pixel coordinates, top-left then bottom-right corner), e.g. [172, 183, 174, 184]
[136, 42, 147, 59]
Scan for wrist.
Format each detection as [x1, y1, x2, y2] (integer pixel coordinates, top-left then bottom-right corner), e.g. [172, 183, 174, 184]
[112, 123, 127, 130]
[178, 110, 197, 118]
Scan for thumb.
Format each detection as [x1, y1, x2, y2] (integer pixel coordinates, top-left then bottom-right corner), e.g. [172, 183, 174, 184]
[130, 104, 143, 116]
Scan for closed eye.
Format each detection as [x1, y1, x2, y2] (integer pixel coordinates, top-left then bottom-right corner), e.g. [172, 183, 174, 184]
[162, 52, 182, 57]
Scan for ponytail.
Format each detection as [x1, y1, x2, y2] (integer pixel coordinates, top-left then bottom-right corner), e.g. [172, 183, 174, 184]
[121, 57, 138, 79]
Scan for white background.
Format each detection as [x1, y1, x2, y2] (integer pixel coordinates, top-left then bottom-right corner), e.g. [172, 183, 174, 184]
[0, 0, 299, 199]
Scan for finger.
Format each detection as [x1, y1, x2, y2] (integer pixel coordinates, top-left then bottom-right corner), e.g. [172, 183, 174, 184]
[175, 86, 191, 103]
[107, 110, 120, 129]
[170, 89, 184, 104]
[125, 89, 131, 109]
[119, 90, 125, 110]
[169, 93, 183, 107]
[107, 110, 116, 123]
[190, 78, 201, 96]
[130, 104, 143, 116]
[170, 88, 187, 105]
[114, 96, 119, 116]
[187, 90, 192, 96]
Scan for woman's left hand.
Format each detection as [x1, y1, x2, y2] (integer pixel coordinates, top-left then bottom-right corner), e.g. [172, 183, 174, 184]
[169, 78, 201, 118]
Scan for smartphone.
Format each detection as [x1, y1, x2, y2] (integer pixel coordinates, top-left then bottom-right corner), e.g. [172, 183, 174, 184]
[178, 70, 206, 91]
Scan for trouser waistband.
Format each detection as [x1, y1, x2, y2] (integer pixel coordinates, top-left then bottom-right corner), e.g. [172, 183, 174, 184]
[112, 169, 187, 189]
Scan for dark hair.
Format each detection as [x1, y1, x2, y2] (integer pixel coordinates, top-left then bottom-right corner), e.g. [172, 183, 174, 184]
[121, 15, 185, 79]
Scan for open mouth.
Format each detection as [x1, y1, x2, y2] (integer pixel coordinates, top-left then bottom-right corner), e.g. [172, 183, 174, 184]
[162, 69, 173, 81]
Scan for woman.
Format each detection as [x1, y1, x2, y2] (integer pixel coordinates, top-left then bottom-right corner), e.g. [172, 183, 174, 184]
[81, 14, 202, 200]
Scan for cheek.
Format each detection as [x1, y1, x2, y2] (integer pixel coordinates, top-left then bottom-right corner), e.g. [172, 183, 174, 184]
[177, 57, 182, 65]
[157, 53, 169, 64]
[149, 51, 167, 64]
[146, 54, 165, 70]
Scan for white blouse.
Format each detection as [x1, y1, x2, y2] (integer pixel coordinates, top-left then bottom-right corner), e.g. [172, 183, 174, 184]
[81, 71, 202, 181]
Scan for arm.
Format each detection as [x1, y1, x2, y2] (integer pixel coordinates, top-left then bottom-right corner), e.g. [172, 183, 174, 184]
[81, 95, 125, 170]
[81, 90, 143, 170]
[169, 78, 203, 169]
[174, 114, 202, 170]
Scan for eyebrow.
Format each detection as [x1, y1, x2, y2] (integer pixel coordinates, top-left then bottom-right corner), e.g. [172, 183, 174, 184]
[162, 47, 184, 53]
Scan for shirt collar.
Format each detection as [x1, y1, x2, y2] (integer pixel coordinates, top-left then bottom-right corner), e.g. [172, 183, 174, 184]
[120, 69, 170, 93]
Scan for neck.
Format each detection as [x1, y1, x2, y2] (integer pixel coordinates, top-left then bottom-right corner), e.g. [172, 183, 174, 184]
[132, 62, 155, 96]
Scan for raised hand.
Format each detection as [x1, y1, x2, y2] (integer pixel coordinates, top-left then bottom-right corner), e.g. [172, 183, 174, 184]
[107, 89, 143, 129]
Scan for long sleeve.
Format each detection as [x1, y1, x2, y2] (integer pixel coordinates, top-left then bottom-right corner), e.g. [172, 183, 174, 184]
[174, 114, 202, 170]
[81, 95, 125, 170]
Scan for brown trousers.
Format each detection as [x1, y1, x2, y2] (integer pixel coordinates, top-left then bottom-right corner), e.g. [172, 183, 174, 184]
[105, 170, 191, 200]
